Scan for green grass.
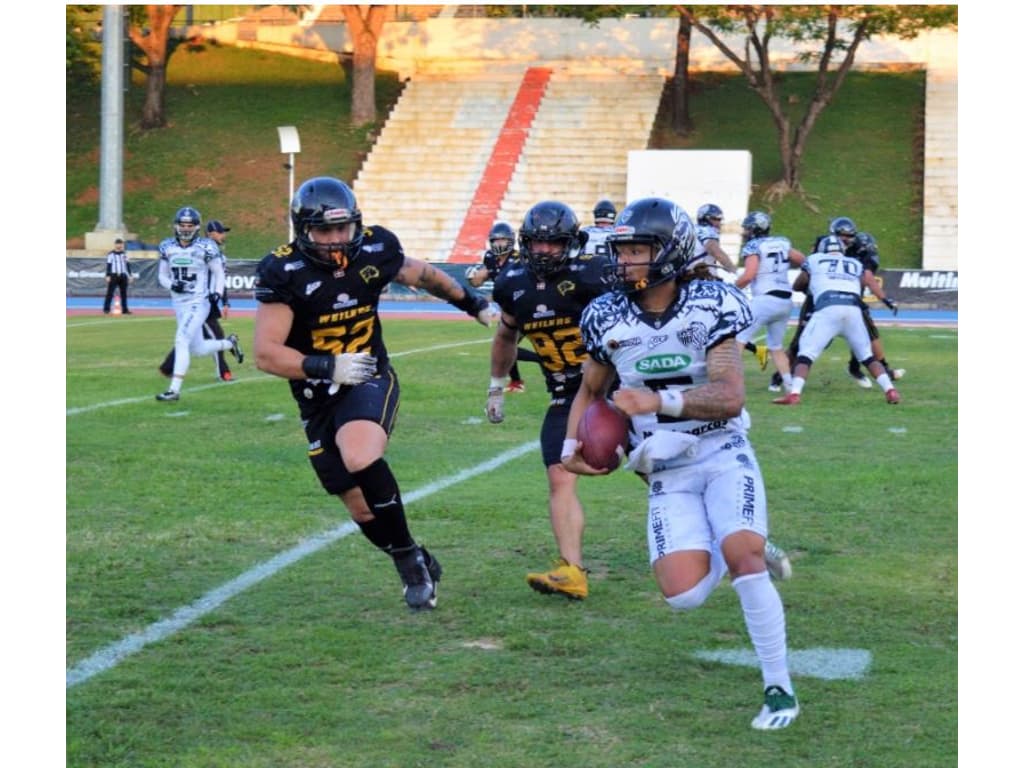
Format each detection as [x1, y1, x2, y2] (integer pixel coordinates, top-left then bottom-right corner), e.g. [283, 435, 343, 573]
[68, 44, 925, 266]
[66, 314, 957, 767]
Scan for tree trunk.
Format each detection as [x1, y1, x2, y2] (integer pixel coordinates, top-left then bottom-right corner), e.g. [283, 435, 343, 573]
[671, 13, 693, 135]
[141, 62, 167, 128]
[342, 6, 388, 127]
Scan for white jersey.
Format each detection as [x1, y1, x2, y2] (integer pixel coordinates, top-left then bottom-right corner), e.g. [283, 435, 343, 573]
[157, 236, 224, 301]
[739, 235, 795, 296]
[580, 280, 754, 446]
[802, 249, 864, 308]
[691, 223, 722, 269]
[581, 224, 613, 258]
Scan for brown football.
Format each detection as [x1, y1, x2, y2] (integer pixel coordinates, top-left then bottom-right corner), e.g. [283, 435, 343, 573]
[577, 398, 629, 471]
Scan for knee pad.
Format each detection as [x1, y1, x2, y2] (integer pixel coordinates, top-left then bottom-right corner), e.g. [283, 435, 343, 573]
[665, 582, 713, 612]
[795, 355, 814, 367]
[860, 355, 877, 367]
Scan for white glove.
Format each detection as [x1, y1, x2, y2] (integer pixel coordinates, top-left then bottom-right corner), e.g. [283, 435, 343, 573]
[327, 352, 377, 395]
[477, 304, 497, 327]
[465, 265, 482, 281]
[486, 386, 505, 423]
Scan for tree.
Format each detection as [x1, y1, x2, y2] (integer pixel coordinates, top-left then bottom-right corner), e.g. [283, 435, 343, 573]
[341, 5, 389, 126]
[127, 5, 181, 129]
[675, 4, 957, 199]
[67, 5, 102, 88]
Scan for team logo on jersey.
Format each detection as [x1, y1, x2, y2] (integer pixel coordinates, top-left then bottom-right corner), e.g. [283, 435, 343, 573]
[284, 259, 305, 271]
[305, 281, 322, 296]
[557, 280, 576, 296]
[607, 336, 641, 351]
[532, 304, 555, 319]
[677, 322, 709, 349]
[636, 353, 691, 373]
[333, 293, 357, 309]
[513, 289, 526, 302]
[361, 242, 383, 253]
[647, 334, 669, 350]
[359, 265, 381, 284]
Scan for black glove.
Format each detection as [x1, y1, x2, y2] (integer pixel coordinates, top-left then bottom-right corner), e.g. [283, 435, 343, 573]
[882, 298, 898, 315]
[170, 280, 188, 293]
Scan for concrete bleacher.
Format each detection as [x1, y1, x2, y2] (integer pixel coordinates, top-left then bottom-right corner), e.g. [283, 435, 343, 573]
[353, 67, 665, 263]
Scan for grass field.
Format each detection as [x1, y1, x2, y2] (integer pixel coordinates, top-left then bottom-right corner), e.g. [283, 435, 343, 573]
[64, 312, 957, 767]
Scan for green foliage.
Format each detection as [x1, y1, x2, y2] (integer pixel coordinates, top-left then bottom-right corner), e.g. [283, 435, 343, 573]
[66, 5, 102, 88]
[67, 314, 957, 767]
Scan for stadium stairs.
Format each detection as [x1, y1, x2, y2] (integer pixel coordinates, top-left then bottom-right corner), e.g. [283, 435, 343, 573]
[352, 65, 666, 264]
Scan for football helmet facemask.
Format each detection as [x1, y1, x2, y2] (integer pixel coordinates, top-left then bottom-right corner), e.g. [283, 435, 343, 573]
[291, 176, 363, 269]
[174, 206, 202, 244]
[605, 197, 696, 294]
[519, 201, 581, 278]
[488, 221, 516, 258]
[829, 216, 857, 237]
[593, 199, 617, 224]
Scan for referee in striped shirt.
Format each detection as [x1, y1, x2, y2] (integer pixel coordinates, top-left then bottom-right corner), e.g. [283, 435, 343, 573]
[103, 238, 134, 314]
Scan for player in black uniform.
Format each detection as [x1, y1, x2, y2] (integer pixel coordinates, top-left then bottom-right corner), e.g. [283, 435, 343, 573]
[466, 220, 542, 393]
[485, 200, 612, 600]
[253, 176, 492, 611]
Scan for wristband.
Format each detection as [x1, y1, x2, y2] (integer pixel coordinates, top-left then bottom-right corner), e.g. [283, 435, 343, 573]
[452, 287, 486, 316]
[302, 355, 335, 380]
[658, 389, 685, 418]
[561, 438, 579, 461]
[490, 376, 509, 390]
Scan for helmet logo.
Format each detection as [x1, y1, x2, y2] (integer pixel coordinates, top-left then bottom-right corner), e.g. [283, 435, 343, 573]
[323, 208, 351, 223]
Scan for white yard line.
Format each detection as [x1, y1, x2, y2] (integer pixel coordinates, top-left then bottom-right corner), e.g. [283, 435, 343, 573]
[66, 440, 539, 688]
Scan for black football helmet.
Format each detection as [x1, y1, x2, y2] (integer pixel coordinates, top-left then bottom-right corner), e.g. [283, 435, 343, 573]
[173, 206, 202, 244]
[290, 176, 363, 269]
[848, 231, 878, 257]
[593, 199, 617, 224]
[742, 210, 772, 238]
[518, 201, 581, 278]
[829, 216, 857, 237]
[605, 197, 695, 293]
[696, 203, 724, 226]
[488, 221, 515, 258]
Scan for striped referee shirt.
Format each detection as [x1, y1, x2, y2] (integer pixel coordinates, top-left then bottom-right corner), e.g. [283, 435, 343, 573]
[106, 249, 132, 277]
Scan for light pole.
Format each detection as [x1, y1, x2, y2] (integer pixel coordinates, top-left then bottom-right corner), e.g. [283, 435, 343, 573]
[277, 126, 301, 241]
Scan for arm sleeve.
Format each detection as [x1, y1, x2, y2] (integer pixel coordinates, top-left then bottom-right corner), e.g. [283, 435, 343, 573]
[105, 254, 113, 277]
[208, 254, 226, 295]
[157, 254, 172, 290]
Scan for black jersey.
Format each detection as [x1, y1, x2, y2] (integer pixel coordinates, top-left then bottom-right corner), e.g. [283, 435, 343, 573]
[846, 236, 881, 273]
[492, 253, 612, 396]
[481, 248, 518, 280]
[254, 225, 404, 410]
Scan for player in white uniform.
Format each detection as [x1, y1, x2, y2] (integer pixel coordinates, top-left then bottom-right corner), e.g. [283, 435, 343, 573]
[772, 235, 900, 405]
[580, 198, 616, 257]
[563, 197, 799, 731]
[734, 211, 805, 392]
[687, 203, 736, 274]
[155, 206, 243, 401]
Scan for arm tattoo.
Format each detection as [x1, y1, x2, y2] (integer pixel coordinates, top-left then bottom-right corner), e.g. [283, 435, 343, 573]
[681, 341, 745, 419]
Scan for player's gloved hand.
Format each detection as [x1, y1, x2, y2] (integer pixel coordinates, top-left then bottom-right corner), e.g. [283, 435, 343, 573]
[332, 353, 377, 385]
[170, 280, 188, 293]
[208, 292, 221, 306]
[883, 297, 898, 315]
[486, 386, 505, 424]
[465, 265, 482, 281]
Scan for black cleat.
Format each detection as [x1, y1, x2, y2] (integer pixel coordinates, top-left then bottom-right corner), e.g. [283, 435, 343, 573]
[392, 545, 439, 611]
[227, 333, 244, 364]
[155, 390, 180, 402]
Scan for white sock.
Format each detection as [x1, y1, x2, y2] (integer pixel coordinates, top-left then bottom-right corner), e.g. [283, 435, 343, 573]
[791, 376, 806, 396]
[875, 372, 894, 391]
[782, 372, 793, 390]
[169, 376, 183, 394]
[732, 571, 794, 693]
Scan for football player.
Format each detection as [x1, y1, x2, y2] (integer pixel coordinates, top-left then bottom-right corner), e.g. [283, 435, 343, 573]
[580, 198, 617, 258]
[843, 231, 905, 384]
[465, 220, 541, 393]
[486, 200, 612, 600]
[772, 235, 901, 405]
[155, 206, 244, 402]
[253, 176, 492, 611]
[733, 211, 805, 392]
[687, 203, 736, 274]
[563, 196, 799, 730]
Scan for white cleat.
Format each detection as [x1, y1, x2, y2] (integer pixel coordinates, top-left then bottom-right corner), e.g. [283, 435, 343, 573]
[764, 540, 793, 581]
[751, 685, 800, 730]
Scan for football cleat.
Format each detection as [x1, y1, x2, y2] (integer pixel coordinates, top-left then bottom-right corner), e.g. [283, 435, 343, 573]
[155, 390, 180, 402]
[751, 685, 800, 730]
[221, 371, 233, 382]
[505, 380, 526, 394]
[764, 540, 793, 581]
[885, 388, 901, 405]
[768, 383, 782, 393]
[849, 371, 873, 389]
[772, 392, 801, 406]
[891, 368, 906, 381]
[227, 333, 244, 364]
[755, 344, 770, 371]
[393, 545, 439, 611]
[526, 558, 589, 600]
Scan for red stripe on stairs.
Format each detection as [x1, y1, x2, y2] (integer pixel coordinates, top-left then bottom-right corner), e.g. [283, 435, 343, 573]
[448, 67, 552, 263]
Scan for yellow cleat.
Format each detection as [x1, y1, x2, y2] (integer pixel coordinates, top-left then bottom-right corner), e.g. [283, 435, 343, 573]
[526, 558, 589, 600]
[755, 344, 770, 371]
